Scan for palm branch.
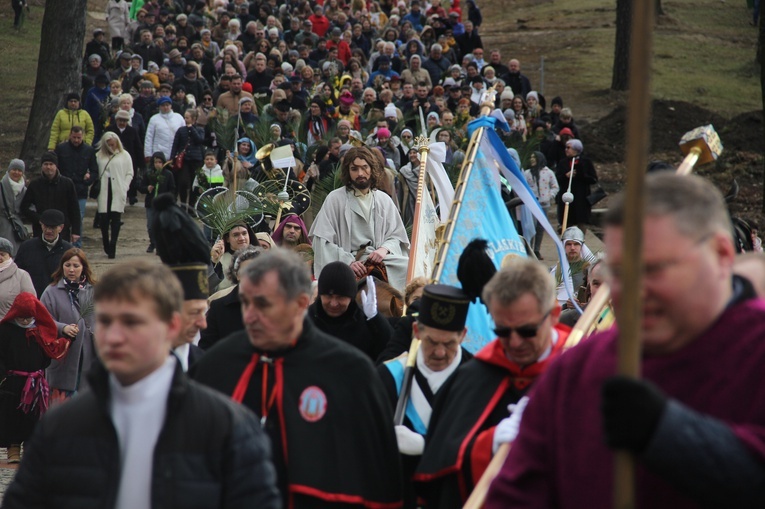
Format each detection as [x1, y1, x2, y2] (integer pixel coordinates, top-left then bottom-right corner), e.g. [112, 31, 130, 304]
[308, 165, 343, 218]
[207, 107, 239, 153]
[196, 189, 266, 235]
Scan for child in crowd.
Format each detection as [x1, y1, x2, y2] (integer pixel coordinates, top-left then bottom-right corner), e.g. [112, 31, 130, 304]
[140, 152, 176, 253]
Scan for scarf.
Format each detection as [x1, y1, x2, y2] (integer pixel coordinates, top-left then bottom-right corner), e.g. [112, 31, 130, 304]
[6, 174, 25, 197]
[0, 257, 13, 272]
[64, 276, 87, 312]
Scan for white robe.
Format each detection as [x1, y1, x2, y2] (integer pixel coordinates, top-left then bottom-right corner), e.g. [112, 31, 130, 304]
[310, 187, 410, 292]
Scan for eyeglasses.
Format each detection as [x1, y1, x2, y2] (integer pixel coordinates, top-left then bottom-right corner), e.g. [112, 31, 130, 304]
[493, 310, 551, 339]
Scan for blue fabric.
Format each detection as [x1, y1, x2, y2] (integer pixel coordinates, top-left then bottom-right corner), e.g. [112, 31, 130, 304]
[383, 360, 428, 434]
[434, 128, 527, 353]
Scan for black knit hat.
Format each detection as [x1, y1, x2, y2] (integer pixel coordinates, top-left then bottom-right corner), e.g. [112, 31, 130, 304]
[40, 151, 59, 166]
[318, 262, 357, 299]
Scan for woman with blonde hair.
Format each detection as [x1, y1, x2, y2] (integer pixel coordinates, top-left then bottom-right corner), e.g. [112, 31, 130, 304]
[95, 132, 133, 258]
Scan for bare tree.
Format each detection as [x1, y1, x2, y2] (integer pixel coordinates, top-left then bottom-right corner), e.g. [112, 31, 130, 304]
[19, 0, 87, 175]
[611, 0, 632, 91]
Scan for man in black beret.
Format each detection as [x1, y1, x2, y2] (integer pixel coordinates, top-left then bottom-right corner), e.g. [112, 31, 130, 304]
[14, 208, 73, 296]
[378, 283, 473, 508]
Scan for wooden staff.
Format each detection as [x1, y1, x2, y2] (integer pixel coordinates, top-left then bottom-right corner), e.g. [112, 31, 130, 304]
[393, 337, 421, 425]
[406, 107, 433, 282]
[559, 157, 577, 234]
[462, 443, 510, 509]
[614, 0, 654, 505]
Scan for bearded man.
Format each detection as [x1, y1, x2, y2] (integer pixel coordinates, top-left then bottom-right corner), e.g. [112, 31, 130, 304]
[309, 146, 410, 292]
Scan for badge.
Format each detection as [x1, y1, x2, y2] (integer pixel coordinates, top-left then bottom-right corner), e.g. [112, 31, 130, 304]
[298, 386, 327, 422]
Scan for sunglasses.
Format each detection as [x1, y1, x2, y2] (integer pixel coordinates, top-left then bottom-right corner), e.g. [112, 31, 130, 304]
[493, 310, 551, 339]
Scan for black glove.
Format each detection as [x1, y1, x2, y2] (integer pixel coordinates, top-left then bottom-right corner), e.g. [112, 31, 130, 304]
[601, 375, 667, 453]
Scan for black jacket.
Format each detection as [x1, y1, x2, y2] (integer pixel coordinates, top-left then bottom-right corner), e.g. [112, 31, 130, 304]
[20, 172, 81, 240]
[308, 299, 394, 361]
[15, 236, 72, 297]
[140, 167, 176, 208]
[199, 287, 243, 351]
[192, 320, 403, 508]
[3, 359, 281, 509]
[105, 123, 144, 172]
[54, 141, 98, 199]
[171, 124, 206, 163]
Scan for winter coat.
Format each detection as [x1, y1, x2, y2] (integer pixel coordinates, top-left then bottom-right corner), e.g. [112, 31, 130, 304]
[105, 0, 130, 39]
[104, 123, 144, 173]
[48, 109, 95, 150]
[0, 174, 27, 255]
[2, 360, 281, 509]
[555, 154, 598, 227]
[14, 237, 72, 298]
[0, 263, 35, 320]
[20, 172, 81, 240]
[170, 124, 206, 163]
[55, 141, 98, 199]
[144, 111, 185, 159]
[524, 165, 559, 208]
[40, 280, 96, 393]
[96, 150, 134, 214]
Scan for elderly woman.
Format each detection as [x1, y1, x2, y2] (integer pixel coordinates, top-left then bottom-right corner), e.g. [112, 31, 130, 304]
[40, 248, 97, 403]
[96, 132, 134, 258]
[0, 238, 34, 321]
[200, 245, 262, 350]
[0, 160, 28, 254]
[400, 54, 432, 87]
[0, 292, 69, 463]
[555, 138, 598, 233]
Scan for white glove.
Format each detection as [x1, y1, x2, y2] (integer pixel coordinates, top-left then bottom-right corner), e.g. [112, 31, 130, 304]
[360, 276, 378, 320]
[395, 425, 425, 455]
[492, 396, 530, 453]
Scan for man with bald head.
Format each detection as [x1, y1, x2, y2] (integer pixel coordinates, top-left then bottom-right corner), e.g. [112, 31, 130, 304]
[501, 58, 532, 99]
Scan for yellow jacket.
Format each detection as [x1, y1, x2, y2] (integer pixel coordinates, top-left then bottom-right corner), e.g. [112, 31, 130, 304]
[48, 108, 95, 149]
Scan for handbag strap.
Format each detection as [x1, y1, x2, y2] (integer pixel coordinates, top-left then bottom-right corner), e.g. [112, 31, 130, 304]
[98, 154, 116, 181]
[0, 181, 17, 222]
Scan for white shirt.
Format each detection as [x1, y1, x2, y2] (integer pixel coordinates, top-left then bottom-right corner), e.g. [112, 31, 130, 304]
[110, 355, 176, 509]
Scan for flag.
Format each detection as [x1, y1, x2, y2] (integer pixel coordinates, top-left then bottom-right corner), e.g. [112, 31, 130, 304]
[408, 170, 440, 281]
[425, 142, 455, 223]
[434, 130, 527, 354]
[475, 123, 582, 313]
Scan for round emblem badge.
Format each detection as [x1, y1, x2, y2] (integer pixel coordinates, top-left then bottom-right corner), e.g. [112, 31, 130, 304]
[298, 386, 327, 422]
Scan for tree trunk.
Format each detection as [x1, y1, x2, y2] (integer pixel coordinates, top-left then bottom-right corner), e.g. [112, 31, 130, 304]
[611, 0, 632, 91]
[655, 0, 664, 17]
[19, 0, 87, 176]
[760, 0, 765, 213]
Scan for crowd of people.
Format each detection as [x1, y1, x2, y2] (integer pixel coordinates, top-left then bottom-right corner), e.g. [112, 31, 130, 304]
[1, 0, 765, 508]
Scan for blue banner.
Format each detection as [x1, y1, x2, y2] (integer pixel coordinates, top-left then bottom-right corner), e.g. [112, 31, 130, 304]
[435, 128, 527, 354]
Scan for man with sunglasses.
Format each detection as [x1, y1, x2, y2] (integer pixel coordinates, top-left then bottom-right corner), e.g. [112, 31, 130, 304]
[414, 258, 569, 508]
[486, 174, 765, 508]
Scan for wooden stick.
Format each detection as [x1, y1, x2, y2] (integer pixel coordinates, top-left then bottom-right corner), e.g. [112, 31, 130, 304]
[462, 443, 510, 509]
[614, 0, 654, 505]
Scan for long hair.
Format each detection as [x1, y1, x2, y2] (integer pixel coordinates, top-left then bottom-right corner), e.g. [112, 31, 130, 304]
[97, 131, 124, 157]
[339, 146, 384, 190]
[51, 248, 97, 285]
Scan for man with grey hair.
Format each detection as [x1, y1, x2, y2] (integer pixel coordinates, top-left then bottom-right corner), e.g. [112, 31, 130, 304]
[414, 257, 571, 508]
[192, 249, 403, 508]
[422, 43, 450, 86]
[486, 173, 765, 508]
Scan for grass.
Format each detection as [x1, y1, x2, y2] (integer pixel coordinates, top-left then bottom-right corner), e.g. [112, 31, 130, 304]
[480, 0, 762, 119]
[0, 4, 43, 164]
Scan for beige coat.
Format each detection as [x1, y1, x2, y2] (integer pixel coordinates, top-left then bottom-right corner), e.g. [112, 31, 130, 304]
[96, 150, 134, 214]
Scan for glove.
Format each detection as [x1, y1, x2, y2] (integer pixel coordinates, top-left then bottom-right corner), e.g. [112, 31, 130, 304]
[360, 276, 378, 320]
[492, 396, 530, 453]
[601, 375, 667, 453]
[395, 425, 425, 455]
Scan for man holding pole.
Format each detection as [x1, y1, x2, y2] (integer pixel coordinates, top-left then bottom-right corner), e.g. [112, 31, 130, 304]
[486, 174, 765, 508]
[414, 258, 570, 508]
[378, 284, 473, 508]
